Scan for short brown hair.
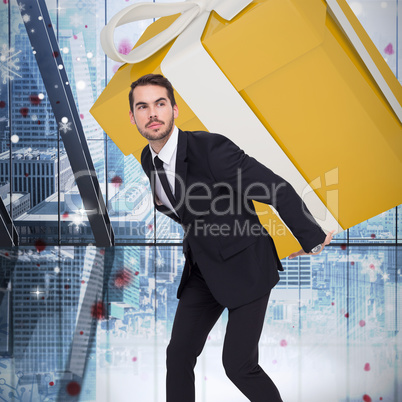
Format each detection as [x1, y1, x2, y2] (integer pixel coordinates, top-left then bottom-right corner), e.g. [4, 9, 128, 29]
[129, 74, 176, 114]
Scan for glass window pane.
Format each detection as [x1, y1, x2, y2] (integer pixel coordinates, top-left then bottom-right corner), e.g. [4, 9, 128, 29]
[107, 139, 155, 243]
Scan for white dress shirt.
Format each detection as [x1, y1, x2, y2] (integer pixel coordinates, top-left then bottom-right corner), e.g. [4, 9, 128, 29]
[149, 125, 179, 216]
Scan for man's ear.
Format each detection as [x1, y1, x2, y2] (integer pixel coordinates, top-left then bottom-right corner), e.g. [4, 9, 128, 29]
[173, 104, 179, 120]
[129, 110, 136, 126]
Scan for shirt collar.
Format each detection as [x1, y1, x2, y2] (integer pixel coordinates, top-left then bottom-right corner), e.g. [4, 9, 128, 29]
[149, 125, 179, 166]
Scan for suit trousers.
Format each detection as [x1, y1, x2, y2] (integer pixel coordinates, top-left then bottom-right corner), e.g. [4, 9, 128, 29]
[166, 257, 283, 402]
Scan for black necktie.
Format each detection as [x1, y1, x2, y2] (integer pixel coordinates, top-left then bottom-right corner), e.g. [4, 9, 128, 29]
[154, 155, 177, 209]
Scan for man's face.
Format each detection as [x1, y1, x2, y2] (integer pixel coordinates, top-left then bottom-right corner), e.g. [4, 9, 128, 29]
[129, 84, 178, 142]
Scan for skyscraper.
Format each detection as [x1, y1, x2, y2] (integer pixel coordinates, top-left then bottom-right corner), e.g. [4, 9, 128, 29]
[0, 147, 71, 208]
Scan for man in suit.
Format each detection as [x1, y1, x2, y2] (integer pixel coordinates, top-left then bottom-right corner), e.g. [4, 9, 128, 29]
[129, 74, 333, 402]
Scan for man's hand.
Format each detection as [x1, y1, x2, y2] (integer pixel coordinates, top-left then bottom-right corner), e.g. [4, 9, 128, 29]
[288, 230, 335, 260]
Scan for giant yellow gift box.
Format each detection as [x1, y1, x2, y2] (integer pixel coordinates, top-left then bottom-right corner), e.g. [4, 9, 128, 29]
[91, 0, 402, 258]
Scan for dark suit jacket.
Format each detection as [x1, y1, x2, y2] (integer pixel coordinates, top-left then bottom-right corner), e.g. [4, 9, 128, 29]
[141, 129, 326, 308]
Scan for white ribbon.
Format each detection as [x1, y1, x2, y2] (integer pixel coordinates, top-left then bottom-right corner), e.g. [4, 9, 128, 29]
[100, 0, 252, 64]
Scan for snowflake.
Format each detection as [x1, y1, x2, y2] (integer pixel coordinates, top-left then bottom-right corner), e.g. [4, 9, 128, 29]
[361, 255, 384, 282]
[22, 14, 30, 23]
[0, 371, 26, 400]
[59, 120, 72, 133]
[70, 13, 83, 28]
[75, 0, 97, 15]
[18, 3, 25, 12]
[0, 44, 21, 84]
[156, 256, 164, 268]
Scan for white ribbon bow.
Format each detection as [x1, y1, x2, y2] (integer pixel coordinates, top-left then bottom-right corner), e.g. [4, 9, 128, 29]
[100, 0, 252, 64]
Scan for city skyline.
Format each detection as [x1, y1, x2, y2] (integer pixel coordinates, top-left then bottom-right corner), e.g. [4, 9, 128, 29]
[0, 0, 401, 401]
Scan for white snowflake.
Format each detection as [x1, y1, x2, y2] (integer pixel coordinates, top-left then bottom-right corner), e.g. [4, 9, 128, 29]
[360, 255, 384, 282]
[59, 120, 72, 133]
[0, 44, 21, 84]
[70, 13, 84, 28]
[156, 256, 164, 268]
[75, 0, 97, 15]
[18, 3, 25, 12]
[22, 14, 30, 23]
